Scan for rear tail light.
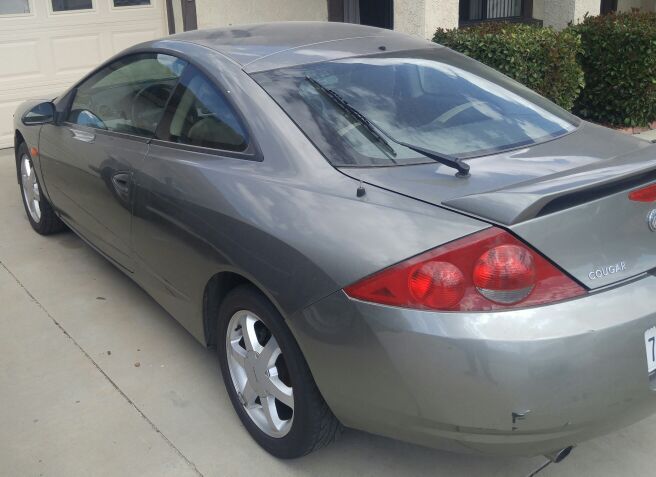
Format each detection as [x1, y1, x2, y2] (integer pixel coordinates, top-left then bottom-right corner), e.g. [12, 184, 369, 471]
[344, 228, 585, 312]
[629, 183, 656, 202]
[409, 262, 465, 309]
[473, 245, 535, 304]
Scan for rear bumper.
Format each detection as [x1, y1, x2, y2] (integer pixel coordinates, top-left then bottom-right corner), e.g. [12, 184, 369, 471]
[289, 273, 656, 456]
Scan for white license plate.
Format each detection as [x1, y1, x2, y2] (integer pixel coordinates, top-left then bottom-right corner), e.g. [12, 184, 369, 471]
[645, 327, 656, 375]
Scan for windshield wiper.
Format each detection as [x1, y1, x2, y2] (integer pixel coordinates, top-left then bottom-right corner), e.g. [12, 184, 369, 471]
[305, 76, 397, 159]
[388, 139, 470, 177]
[305, 75, 470, 177]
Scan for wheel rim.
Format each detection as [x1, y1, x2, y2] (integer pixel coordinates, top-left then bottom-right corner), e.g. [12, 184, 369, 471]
[225, 310, 294, 438]
[20, 154, 41, 223]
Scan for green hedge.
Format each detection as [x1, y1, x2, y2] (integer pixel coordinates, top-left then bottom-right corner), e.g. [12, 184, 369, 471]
[433, 23, 584, 111]
[571, 13, 656, 127]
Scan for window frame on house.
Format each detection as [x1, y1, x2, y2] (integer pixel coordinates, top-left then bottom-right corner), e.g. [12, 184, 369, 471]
[113, 0, 152, 7]
[50, 0, 94, 13]
[459, 0, 540, 27]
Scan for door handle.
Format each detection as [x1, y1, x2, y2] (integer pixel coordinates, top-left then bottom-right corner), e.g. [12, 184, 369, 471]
[111, 172, 131, 203]
[70, 128, 95, 143]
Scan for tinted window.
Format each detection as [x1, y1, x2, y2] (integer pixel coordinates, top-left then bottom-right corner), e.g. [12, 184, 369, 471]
[253, 48, 578, 167]
[52, 0, 92, 11]
[162, 68, 247, 152]
[113, 0, 150, 6]
[68, 53, 186, 137]
[0, 0, 30, 15]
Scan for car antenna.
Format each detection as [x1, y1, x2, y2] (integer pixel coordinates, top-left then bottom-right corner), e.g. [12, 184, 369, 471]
[356, 179, 366, 197]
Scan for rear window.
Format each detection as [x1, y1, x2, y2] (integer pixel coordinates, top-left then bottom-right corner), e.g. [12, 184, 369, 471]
[252, 48, 578, 167]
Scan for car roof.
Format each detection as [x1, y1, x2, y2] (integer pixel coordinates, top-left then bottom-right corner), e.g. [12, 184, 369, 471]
[161, 21, 437, 73]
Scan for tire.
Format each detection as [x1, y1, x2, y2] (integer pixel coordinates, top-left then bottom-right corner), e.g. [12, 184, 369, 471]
[16, 142, 65, 235]
[217, 285, 341, 458]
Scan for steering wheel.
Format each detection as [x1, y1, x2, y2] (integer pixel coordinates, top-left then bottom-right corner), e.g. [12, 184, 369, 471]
[131, 83, 172, 132]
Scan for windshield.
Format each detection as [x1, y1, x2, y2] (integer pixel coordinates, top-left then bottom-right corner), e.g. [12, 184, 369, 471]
[252, 48, 579, 167]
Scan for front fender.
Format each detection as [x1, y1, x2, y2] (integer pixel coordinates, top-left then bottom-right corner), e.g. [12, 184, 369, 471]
[13, 101, 56, 212]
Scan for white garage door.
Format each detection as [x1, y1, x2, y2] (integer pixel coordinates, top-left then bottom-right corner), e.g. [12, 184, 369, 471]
[0, 0, 168, 148]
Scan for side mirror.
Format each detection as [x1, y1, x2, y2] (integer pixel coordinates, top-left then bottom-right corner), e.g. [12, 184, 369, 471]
[22, 102, 55, 126]
[70, 109, 107, 130]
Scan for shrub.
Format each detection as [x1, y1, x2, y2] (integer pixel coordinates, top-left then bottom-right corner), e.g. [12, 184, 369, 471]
[433, 23, 584, 111]
[571, 12, 656, 127]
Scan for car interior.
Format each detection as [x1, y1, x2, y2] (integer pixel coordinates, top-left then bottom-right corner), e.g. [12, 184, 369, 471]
[67, 55, 247, 152]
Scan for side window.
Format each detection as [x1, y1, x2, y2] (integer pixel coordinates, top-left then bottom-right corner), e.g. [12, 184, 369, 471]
[52, 0, 92, 12]
[68, 53, 187, 137]
[163, 68, 248, 152]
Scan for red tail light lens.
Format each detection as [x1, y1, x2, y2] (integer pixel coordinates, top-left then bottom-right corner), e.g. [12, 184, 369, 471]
[629, 183, 656, 202]
[344, 228, 585, 312]
[473, 245, 535, 304]
[409, 262, 465, 309]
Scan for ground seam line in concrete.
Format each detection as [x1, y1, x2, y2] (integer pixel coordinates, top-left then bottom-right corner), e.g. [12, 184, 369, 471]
[0, 259, 204, 477]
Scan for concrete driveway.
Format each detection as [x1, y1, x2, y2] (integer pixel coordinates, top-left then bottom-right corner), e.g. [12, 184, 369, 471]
[1, 147, 655, 477]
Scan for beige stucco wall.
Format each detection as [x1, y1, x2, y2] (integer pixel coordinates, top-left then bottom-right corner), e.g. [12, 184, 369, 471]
[542, 0, 599, 28]
[195, 0, 327, 29]
[171, 0, 183, 33]
[573, 0, 600, 21]
[394, 0, 458, 38]
[533, 0, 545, 20]
[424, 0, 459, 36]
[618, 0, 656, 11]
[394, 0, 426, 36]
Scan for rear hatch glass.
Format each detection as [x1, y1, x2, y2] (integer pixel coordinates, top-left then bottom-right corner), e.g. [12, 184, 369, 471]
[252, 47, 578, 167]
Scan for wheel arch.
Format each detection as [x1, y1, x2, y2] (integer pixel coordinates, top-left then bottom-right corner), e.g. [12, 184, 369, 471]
[14, 130, 26, 184]
[202, 271, 289, 348]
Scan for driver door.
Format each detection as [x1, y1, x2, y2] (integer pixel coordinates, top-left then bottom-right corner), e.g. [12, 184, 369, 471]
[39, 53, 186, 271]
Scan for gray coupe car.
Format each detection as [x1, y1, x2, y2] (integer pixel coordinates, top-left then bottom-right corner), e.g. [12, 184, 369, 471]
[13, 22, 656, 461]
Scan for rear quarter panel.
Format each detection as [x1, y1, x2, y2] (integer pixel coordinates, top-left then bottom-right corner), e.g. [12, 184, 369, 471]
[130, 45, 491, 343]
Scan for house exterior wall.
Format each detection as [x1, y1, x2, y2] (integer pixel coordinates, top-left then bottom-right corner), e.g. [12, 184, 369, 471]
[194, 0, 328, 30]
[542, 0, 599, 28]
[191, 0, 648, 39]
[618, 0, 656, 11]
[394, 0, 427, 36]
[424, 0, 459, 34]
[533, 0, 545, 20]
[573, 0, 601, 20]
[172, 0, 183, 33]
[394, 0, 458, 38]
[192, 0, 456, 40]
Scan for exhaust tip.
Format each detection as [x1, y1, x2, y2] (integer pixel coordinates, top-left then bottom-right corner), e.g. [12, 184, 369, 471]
[546, 445, 574, 463]
[528, 446, 575, 477]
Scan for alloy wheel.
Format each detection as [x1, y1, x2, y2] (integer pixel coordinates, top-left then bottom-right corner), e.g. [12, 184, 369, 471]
[225, 309, 294, 437]
[20, 154, 41, 223]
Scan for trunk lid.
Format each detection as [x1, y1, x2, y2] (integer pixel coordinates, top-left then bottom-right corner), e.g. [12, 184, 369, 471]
[339, 122, 656, 289]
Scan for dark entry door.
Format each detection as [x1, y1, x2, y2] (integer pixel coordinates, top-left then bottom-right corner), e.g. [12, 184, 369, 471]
[339, 0, 394, 29]
[181, 0, 197, 31]
[359, 0, 394, 29]
[600, 0, 618, 14]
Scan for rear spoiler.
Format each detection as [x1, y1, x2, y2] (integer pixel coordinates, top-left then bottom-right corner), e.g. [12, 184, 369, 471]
[443, 147, 656, 225]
